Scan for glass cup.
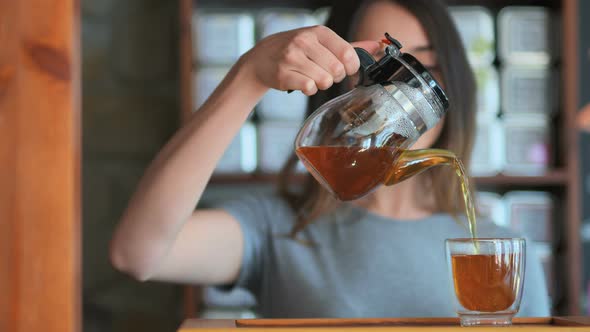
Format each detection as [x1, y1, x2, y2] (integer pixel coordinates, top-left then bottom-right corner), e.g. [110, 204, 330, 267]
[445, 238, 526, 326]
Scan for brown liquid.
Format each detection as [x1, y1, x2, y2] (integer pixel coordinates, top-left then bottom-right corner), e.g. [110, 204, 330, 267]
[296, 146, 402, 201]
[386, 149, 478, 240]
[296, 146, 477, 239]
[451, 254, 519, 312]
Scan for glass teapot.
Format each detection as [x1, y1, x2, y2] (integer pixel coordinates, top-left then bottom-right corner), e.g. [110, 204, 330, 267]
[295, 33, 451, 201]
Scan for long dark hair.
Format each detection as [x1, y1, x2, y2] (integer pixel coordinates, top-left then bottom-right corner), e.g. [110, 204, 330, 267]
[279, 0, 477, 236]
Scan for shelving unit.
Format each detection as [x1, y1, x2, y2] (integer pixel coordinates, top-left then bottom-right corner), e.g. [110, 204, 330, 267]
[179, 0, 581, 317]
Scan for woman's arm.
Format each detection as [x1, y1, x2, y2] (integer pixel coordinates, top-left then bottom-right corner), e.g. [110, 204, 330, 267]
[109, 59, 265, 282]
[109, 26, 380, 284]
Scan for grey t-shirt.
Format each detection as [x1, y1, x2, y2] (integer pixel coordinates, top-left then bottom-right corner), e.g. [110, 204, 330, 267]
[217, 193, 550, 318]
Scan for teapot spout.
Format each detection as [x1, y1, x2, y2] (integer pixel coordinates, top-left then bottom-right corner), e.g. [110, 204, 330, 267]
[385, 149, 458, 185]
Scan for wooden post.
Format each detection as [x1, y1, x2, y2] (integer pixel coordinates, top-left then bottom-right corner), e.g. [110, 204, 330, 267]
[0, 0, 81, 331]
[563, 0, 581, 315]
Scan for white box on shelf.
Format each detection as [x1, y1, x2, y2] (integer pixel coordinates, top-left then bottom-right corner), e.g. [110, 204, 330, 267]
[449, 6, 495, 66]
[501, 115, 550, 175]
[498, 6, 556, 65]
[473, 65, 500, 117]
[258, 10, 318, 38]
[501, 65, 556, 117]
[215, 122, 257, 174]
[258, 89, 308, 122]
[504, 191, 554, 242]
[313, 7, 331, 25]
[193, 67, 230, 109]
[471, 116, 504, 177]
[532, 242, 555, 301]
[193, 12, 255, 65]
[258, 121, 305, 173]
[476, 192, 506, 227]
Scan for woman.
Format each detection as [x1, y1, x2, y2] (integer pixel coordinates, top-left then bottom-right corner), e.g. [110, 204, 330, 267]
[110, 0, 550, 317]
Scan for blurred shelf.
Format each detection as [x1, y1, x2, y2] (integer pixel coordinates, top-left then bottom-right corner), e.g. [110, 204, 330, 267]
[209, 169, 569, 186]
[446, 0, 559, 8]
[195, 0, 331, 9]
[195, 0, 559, 10]
[474, 170, 569, 186]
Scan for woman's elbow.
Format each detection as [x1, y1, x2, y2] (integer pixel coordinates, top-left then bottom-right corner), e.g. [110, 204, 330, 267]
[109, 239, 153, 282]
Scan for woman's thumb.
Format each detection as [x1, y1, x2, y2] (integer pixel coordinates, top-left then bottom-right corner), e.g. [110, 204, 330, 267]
[350, 40, 383, 56]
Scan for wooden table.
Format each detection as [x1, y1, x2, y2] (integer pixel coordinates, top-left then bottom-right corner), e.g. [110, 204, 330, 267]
[179, 317, 590, 331]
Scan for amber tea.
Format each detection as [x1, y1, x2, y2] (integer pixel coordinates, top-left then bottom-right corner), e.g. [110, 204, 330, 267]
[446, 238, 525, 326]
[451, 253, 519, 312]
[296, 146, 402, 201]
[296, 146, 477, 239]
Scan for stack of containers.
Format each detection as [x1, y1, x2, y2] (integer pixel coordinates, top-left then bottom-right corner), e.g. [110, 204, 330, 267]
[504, 191, 554, 243]
[256, 11, 318, 173]
[192, 12, 257, 174]
[498, 6, 557, 175]
[459, 6, 557, 306]
[476, 191, 507, 226]
[504, 191, 556, 305]
[450, 7, 502, 176]
[477, 190, 555, 305]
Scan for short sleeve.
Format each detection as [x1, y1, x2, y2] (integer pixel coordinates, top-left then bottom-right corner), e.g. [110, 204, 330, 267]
[213, 194, 293, 296]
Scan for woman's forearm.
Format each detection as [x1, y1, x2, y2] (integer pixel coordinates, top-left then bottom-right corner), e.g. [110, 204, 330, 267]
[110, 59, 267, 278]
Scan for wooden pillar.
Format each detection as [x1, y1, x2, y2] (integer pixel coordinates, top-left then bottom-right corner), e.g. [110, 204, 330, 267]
[563, 0, 581, 315]
[0, 0, 81, 331]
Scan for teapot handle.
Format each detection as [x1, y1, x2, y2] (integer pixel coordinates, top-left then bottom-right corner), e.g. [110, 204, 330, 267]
[354, 47, 378, 87]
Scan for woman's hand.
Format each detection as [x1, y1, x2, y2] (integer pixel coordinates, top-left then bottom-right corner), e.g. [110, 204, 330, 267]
[578, 103, 590, 132]
[240, 25, 381, 96]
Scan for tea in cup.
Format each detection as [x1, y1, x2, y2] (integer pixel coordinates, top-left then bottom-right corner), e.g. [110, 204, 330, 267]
[445, 238, 526, 326]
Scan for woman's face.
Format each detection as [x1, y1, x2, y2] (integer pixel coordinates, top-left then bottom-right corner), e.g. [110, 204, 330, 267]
[354, 0, 444, 149]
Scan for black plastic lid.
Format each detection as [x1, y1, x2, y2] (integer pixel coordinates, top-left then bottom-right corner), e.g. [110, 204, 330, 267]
[400, 53, 449, 110]
[354, 33, 449, 111]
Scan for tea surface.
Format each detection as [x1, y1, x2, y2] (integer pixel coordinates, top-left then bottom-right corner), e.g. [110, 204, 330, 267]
[451, 253, 519, 312]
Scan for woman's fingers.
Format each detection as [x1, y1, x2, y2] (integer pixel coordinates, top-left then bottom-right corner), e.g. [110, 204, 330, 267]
[248, 25, 384, 93]
[292, 57, 335, 91]
[288, 36, 384, 93]
[300, 40, 346, 83]
[351, 40, 383, 57]
[313, 26, 359, 76]
[278, 70, 318, 96]
[280, 45, 335, 93]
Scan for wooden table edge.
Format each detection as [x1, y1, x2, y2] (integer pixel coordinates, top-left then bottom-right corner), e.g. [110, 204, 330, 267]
[179, 317, 590, 331]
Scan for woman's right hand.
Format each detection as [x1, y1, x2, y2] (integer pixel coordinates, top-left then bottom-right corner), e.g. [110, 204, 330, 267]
[240, 25, 381, 96]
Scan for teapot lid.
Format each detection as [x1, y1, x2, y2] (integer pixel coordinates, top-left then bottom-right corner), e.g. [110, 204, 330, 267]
[355, 33, 449, 110]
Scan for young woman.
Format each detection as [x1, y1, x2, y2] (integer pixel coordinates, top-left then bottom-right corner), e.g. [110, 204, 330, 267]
[110, 0, 550, 317]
